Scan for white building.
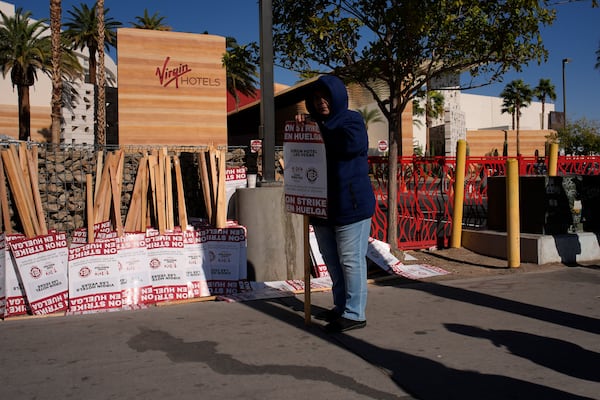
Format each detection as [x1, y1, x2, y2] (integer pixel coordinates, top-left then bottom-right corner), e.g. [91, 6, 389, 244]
[0, 0, 118, 144]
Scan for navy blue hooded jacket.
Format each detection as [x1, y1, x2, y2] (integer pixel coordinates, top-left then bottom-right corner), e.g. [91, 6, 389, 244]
[305, 75, 376, 226]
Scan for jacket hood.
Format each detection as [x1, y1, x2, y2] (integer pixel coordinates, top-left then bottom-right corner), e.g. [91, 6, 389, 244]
[305, 75, 349, 121]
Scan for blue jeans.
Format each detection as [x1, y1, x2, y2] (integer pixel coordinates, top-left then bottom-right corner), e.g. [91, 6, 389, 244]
[313, 218, 371, 321]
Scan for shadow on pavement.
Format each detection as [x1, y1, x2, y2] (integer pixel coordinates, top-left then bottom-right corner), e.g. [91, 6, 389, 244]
[375, 279, 600, 335]
[127, 325, 403, 400]
[444, 323, 600, 382]
[241, 297, 595, 400]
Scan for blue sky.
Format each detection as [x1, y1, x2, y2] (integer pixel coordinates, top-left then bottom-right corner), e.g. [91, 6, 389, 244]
[7, 0, 600, 122]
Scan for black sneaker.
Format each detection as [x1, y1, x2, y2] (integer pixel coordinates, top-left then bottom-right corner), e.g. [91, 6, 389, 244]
[324, 317, 367, 333]
[314, 308, 342, 322]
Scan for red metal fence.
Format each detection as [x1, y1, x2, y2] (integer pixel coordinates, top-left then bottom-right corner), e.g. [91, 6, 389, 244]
[368, 155, 600, 250]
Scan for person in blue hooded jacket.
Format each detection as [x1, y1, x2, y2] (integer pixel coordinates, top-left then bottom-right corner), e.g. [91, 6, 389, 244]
[298, 75, 376, 333]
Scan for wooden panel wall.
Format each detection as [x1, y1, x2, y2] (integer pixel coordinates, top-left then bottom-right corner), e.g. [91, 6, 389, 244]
[466, 129, 554, 157]
[117, 29, 227, 146]
[0, 104, 51, 142]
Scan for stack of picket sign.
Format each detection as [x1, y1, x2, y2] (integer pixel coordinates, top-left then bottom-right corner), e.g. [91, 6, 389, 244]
[0, 143, 240, 320]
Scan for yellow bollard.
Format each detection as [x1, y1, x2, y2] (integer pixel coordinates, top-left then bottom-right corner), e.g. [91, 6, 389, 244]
[506, 158, 520, 268]
[548, 142, 559, 176]
[450, 140, 467, 248]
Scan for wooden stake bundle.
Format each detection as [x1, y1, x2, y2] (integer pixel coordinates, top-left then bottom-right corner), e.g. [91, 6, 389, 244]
[215, 149, 227, 228]
[198, 149, 213, 223]
[1, 147, 36, 237]
[0, 144, 48, 237]
[0, 158, 12, 234]
[173, 155, 188, 229]
[197, 146, 227, 228]
[86, 173, 94, 243]
[26, 146, 47, 235]
[124, 155, 148, 233]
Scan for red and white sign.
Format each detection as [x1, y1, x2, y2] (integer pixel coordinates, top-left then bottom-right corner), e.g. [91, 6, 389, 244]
[309, 226, 329, 278]
[117, 233, 154, 308]
[146, 231, 189, 302]
[68, 239, 121, 314]
[200, 226, 245, 295]
[250, 139, 262, 153]
[0, 234, 5, 316]
[10, 232, 69, 316]
[283, 120, 328, 218]
[183, 228, 211, 298]
[378, 140, 388, 152]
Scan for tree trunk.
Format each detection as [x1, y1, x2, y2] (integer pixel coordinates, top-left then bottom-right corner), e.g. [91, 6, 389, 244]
[516, 112, 521, 156]
[541, 101, 545, 130]
[387, 111, 400, 254]
[18, 85, 31, 141]
[96, 0, 106, 147]
[50, 0, 63, 144]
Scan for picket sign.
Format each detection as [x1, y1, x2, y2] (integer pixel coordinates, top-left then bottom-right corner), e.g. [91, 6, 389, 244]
[146, 229, 190, 303]
[117, 232, 154, 309]
[2, 234, 27, 318]
[68, 239, 121, 314]
[183, 228, 211, 298]
[9, 232, 69, 316]
[0, 234, 5, 315]
[308, 225, 329, 278]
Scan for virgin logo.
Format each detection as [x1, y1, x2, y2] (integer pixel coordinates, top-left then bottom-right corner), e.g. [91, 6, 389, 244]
[155, 56, 192, 88]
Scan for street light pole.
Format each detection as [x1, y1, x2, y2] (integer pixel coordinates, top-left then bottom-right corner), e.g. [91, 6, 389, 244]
[562, 58, 572, 131]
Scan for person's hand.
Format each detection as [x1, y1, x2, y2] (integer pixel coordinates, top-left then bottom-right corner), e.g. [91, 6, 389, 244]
[295, 113, 306, 123]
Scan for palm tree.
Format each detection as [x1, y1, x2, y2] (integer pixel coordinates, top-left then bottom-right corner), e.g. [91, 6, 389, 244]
[0, 8, 81, 141]
[222, 37, 258, 111]
[96, 0, 106, 146]
[63, 1, 121, 86]
[534, 78, 556, 129]
[500, 79, 533, 156]
[131, 9, 171, 31]
[412, 90, 444, 155]
[50, 0, 62, 144]
[357, 107, 384, 131]
[501, 98, 516, 130]
[63, 1, 120, 146]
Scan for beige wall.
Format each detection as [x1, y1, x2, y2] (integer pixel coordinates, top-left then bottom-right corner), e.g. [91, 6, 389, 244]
[0, 104, 51, 142]
[117, 29, 227, 146]
[466, 129, 555, 156]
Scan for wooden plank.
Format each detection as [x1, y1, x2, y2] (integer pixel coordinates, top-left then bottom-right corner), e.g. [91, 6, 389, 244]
[109, 161, 124, 237]
[198, 149, 213, 223]
[93, 151, 115, 224]
[9, 145, 41, 235]
[164, 152, 174, 231]
[154, 163, 166, 233]
[26, 146, 47, 235]
[140, 156, 149, 232]
[124, 156, 146, 232]
[94, 151, 104, 203]
[86, 174, 94, 243]
[215, 149, 227, 228]
[173, 155, 188, 229]
[208, 145, 219, 225]
[0, 158, 12, 233]
[147, 152, 158, 226]
[1, 150, 35, 237]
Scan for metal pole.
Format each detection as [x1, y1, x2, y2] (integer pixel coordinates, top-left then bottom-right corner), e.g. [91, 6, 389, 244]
[450, 139, 467, 248]
[506, 158, 520, 268]
[259, 0, 275, 182]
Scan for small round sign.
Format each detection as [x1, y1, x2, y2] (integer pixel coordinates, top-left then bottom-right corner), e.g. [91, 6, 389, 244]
[377, 140, 388, 152]
[250, 139, 262, 153]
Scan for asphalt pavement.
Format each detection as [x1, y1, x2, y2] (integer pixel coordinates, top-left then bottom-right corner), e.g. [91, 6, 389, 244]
[0, 265, 598, 400]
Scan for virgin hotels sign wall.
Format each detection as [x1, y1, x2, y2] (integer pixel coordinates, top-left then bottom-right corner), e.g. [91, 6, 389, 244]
[117, 28, 227, 146]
